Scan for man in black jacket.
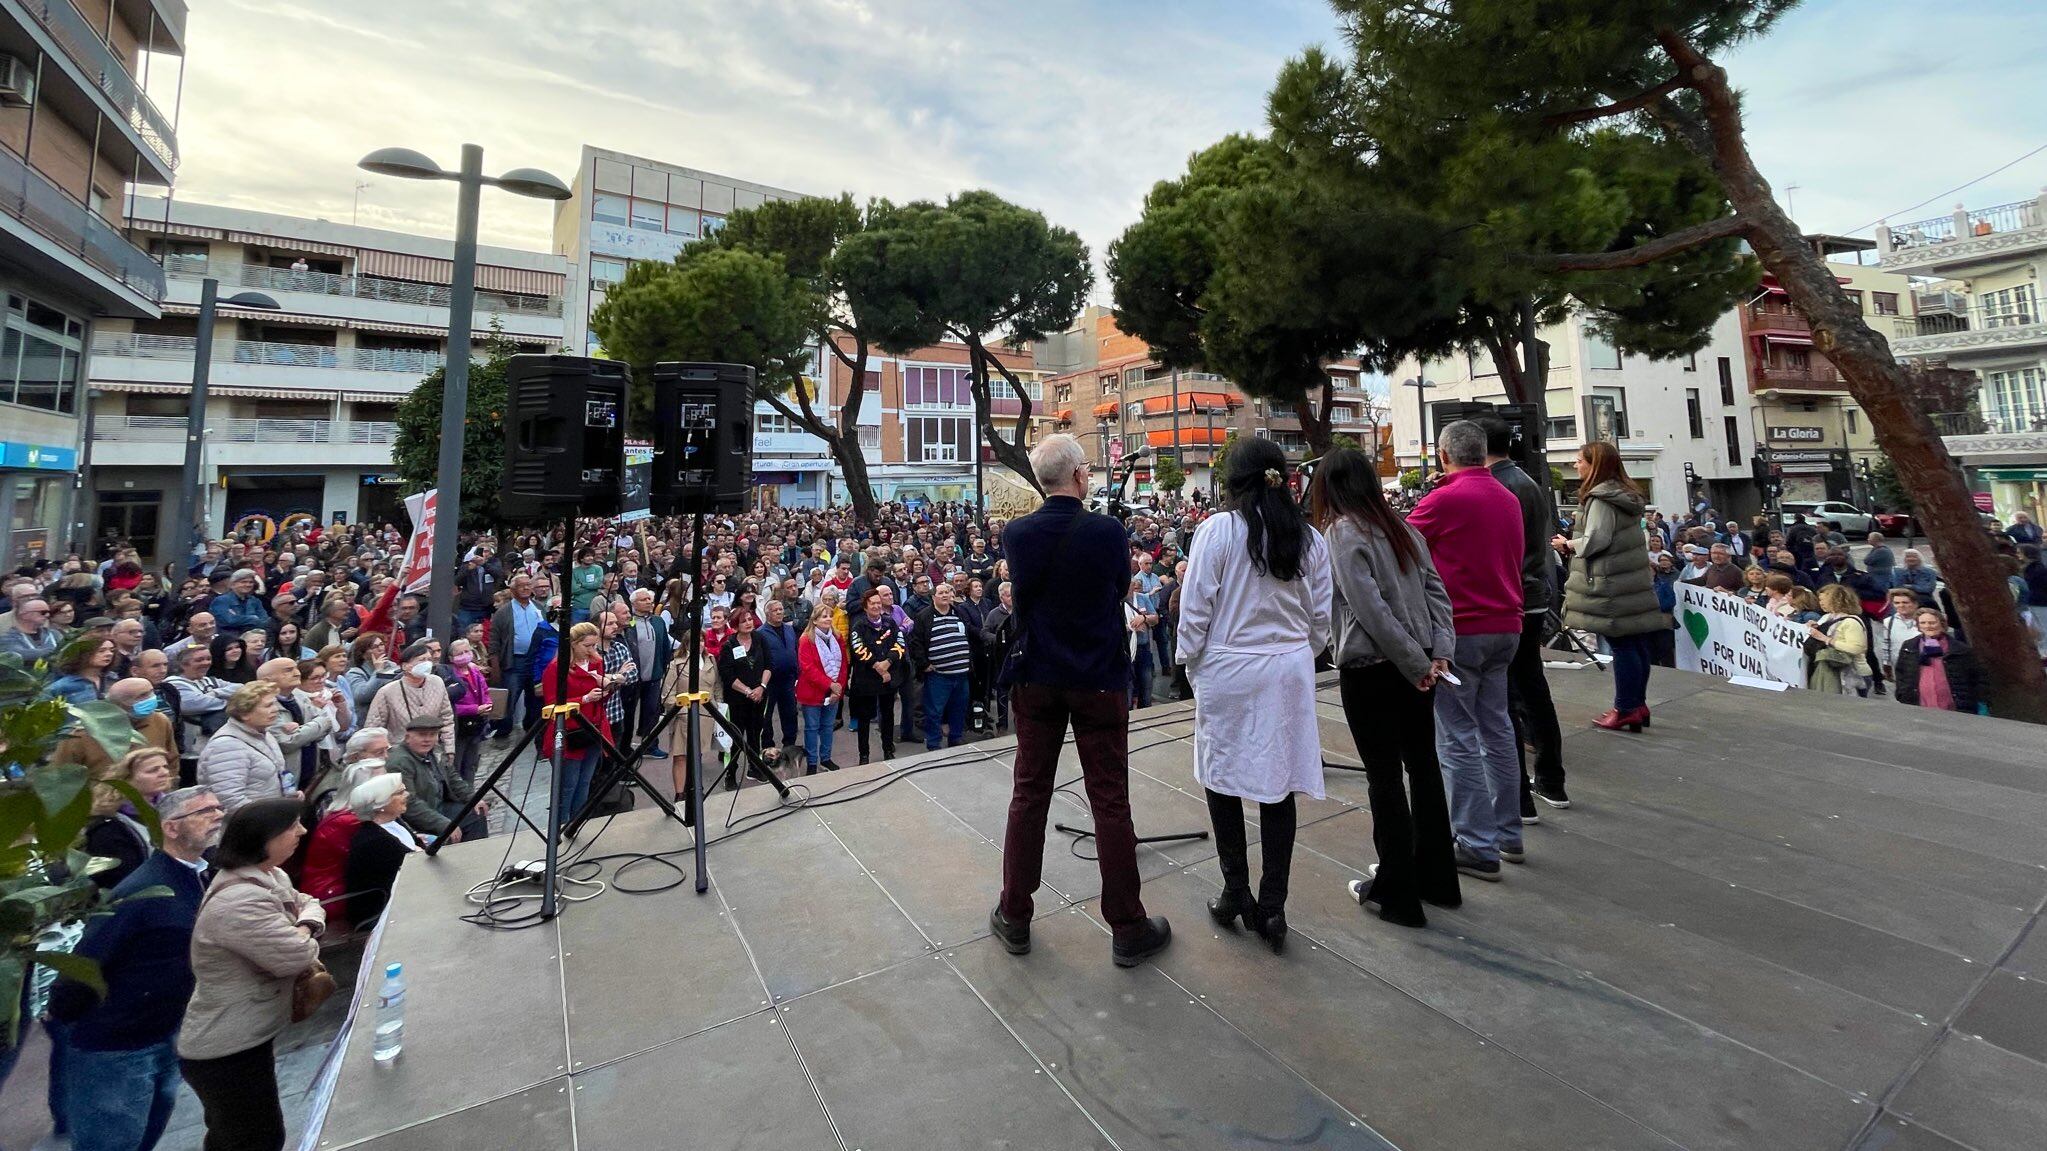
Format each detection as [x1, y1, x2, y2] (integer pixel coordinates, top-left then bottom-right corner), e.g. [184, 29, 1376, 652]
[48, 787, 223, 1151]
[990, 434, 1171, 969]
[1482, 419, 1567, 811]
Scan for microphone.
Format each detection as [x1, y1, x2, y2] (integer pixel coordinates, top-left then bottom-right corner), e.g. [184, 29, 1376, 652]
[1116, 445, 1153, 466]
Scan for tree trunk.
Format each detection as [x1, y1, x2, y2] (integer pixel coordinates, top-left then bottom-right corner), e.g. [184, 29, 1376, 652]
[969, 339, 1045, 494]
[1294, 375, 1335, 455]
[1662, 31, 2047, 721]
[761, 335, 880, 527]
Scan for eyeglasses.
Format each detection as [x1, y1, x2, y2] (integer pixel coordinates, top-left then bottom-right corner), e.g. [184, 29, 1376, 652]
[166, 804, 224, 821]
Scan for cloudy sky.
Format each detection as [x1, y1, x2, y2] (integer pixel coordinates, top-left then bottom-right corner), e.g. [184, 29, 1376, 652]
[161, 0, 2047, 282]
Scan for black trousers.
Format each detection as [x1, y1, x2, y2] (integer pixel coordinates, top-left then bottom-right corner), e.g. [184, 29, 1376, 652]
[181, 1039, 283, 1151]
[1205, 789, 1297, 912]
[1339, 662, 1461, 926]
[1508, 611, 1566, 796]
[850, 689, 897, 760]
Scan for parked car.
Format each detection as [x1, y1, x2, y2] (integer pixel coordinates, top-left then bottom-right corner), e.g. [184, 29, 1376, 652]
[1873, 511, 1915, 538]
[1781, 501, 1876, 535]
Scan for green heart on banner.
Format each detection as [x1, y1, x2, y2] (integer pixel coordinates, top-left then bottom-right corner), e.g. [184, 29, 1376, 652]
[1682, 609, 1710, 649]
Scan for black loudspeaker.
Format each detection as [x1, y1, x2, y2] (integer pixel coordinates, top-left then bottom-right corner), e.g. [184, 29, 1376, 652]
[1429, 400, 1547, 481]
[650, 362, 754, 515]
[500, 355, 631, 520]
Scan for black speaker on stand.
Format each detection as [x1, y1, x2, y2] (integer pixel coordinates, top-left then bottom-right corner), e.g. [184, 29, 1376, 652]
[499, 354, 631, 520]
[649, 361, 754, 516]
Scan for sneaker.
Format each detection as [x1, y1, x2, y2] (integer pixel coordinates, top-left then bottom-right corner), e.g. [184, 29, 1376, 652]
[1533, 783, 1572, 809]
[1112, 916, 1173, 968]
[645, 747, 669, 760]
[1453, 842, 1502, 882]
[1498, 839, 1526, 864]
[990, 906, 1031, 955]
[1347, 877, 1382, 914]
[1520, 789, 1541, 825]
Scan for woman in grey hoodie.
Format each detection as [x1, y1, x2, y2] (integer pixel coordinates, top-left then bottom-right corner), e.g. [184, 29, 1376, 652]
[1313, 450, 1460, 928]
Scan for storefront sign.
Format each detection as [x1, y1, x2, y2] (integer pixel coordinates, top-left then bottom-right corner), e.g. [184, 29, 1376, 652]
[1767, 425, 1826, 443]
[361, 473, 404, 485]
[0, 441, 76, 470]
[1675, 584, 1806, 688]
[589, 224, 690, 263]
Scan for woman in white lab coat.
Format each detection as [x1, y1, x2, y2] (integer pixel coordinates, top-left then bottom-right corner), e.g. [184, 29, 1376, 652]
[1177, 436, 1332, 953]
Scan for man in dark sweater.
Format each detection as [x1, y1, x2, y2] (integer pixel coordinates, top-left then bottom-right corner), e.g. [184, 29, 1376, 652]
[909, 583, 979, 749]
[1482, 419, 1568, 812]
[48, 786, 222, 1151]
[990, 434, 1171, 969]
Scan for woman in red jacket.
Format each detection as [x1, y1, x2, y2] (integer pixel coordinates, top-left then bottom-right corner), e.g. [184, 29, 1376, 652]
[794, 604, 848, 774]
[542, 621, 612, 822]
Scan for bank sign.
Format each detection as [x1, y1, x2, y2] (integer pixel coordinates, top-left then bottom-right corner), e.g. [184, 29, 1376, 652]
[0, 441, 77, 470]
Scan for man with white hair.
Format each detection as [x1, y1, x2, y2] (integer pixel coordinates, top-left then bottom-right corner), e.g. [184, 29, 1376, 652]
[208, 568, 268, 632]
[167, 645, 239, 760]
[259, 656, 336, 794]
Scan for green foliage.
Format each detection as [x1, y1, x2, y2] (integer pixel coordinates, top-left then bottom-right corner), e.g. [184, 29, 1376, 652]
[1330, 432, 1362, 454]
[391, 328, 518, 527]
[1549, 466, 1568, 492]
[1869, 457, 1912, 514]
[1399, 468, 1425, 491]
[0, 646, 155, 1049]
[1213, 430, 1241, 480]
[1153, 454, 1187, 493]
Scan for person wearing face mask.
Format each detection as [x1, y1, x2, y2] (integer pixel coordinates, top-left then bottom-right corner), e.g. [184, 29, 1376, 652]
[446, 638, 492, 784]
[51, 678, 180, 786]
[363, 640, 456, 757]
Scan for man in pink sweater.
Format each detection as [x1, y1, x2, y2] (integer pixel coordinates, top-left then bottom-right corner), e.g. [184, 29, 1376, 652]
[1406, 420, 1527, 881]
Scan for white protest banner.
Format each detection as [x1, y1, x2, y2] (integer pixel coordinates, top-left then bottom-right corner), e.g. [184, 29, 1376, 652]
[1674, 582, 1806, 688]
[399, 489, 438, 594]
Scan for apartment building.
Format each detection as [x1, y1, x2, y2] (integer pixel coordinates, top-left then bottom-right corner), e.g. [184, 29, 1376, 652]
[1388, 310, 1762, 517]
[0, 0, 184, 566]
[1738, 237, 1907, 505]
[86, 198, 567, 559]
[1879, 190, 2047, 521]
[1037, 306, 1380, 497]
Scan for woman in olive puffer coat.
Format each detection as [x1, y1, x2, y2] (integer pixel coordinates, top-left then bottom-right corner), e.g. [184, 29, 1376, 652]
[1552, 440, 1669, 732]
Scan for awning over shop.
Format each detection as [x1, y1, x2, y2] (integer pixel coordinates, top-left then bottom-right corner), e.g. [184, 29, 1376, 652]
[1091, 401, 1119, 418]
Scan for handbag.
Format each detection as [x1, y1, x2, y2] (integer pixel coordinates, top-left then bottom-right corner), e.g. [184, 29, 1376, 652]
[204, 876, 338, 1023]
[995, 513, 1085, 692]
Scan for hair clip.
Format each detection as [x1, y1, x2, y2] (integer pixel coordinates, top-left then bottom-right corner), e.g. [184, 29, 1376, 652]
[1264, 467, 1284, 488]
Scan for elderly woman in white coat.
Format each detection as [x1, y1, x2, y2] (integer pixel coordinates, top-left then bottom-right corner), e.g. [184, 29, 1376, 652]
[1177, 436, 1332, 953]
[196, 682, 297, 814]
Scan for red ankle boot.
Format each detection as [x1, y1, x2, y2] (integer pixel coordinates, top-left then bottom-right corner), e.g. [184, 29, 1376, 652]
[1593, 708, 1644, 733]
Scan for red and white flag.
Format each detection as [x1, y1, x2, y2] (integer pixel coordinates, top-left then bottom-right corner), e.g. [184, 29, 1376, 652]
[399, 489, 438, 593]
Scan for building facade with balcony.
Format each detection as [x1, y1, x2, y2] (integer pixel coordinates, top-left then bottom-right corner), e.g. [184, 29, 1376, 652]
[0, 0, 184, 565]
[1388, 309, 1762, 517]
[1738, 236, 1907, 506]
[86, 198, 567, 559]
[1878, 190, 2047, 522]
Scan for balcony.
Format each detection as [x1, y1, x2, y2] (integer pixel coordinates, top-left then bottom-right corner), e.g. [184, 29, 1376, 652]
[0, 140, 163, 313]
[165, 259, 564, 319]
[1891, 311, 2047, 362]
[1878, 195, 2047, 274]
[10, 0, 179, 176]
[1747, 308, 1809, 334]
[90, 414, 399, 468]
[89, 332, 444, 399]
[1753, 363, 1844, 393]
[1931, 402, 2047, 463]
[1915, 288, 1968, 316]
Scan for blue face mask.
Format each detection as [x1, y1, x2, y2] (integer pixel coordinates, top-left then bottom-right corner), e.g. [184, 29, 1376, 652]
[129, 695, 161, 719]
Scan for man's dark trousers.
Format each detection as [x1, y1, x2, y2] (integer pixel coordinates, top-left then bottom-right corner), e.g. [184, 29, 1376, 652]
[998, 683, 1148, 940]
[1509, 611, 1565, 799]
[766, 676, 799, 746]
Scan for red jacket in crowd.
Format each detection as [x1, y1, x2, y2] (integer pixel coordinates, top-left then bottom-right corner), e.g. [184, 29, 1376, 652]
[795, 629, 849, 706]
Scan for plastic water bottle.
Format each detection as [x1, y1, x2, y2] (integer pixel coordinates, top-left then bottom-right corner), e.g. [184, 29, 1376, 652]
[373, 962, 406, 1062]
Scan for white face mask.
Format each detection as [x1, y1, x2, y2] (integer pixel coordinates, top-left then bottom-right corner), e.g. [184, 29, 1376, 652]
[409, 660, 434, 679]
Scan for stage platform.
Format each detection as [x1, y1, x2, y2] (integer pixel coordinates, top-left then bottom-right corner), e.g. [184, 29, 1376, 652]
[314, 666, 2047, 1151]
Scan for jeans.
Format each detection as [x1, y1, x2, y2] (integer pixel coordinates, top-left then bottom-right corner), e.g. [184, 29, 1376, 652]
[493, 651, 542, 739]
[767, 676, 800, 746]
[1340, 662, 1460, 924]
[1434, 632, 1521, 862]
[456, 607, 490, 634]
[1610, 632, 1654, 712]
[68, 1040, 181, 1151]
[850, 689, 897, 761]
[557, 747, 601, 824]
[44, 1016, 71, 1135]
[999, 684, 1149, 939]
[922, 671, 969, 748]
[802, 701, 837, 770]
[1129, 644, 1154, 710]
[181, 1040, 283, 1151]
[1508, 612, 1566, 796]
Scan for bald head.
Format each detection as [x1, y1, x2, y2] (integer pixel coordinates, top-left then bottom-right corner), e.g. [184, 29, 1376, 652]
[257, 657, 301, 690]
[107, 677, 155, 707]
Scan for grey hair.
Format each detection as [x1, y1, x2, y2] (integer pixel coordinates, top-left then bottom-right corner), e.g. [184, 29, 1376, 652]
[158, 786, 214, 820]
[1030, 434, 1087, 489]
[343, 726, 391, 762]
[1437, 420, 1487, 468]
[348, 772, 405, 820]
[340, 759, 388, 803]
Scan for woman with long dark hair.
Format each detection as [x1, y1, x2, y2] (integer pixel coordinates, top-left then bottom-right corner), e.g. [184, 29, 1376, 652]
[1177, 436, 1331, 953]
[1552, 440, 1667, 731]
[1313, 448, 1461, 927]
[210, 634, 256, 684]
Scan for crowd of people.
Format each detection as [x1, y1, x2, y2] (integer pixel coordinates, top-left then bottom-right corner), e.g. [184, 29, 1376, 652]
[7, 418, 2044, 1149]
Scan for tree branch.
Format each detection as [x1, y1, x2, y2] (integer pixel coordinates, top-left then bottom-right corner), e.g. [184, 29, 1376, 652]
[1519, 214, 1751, 272]
[1541, 75, 1687, 128]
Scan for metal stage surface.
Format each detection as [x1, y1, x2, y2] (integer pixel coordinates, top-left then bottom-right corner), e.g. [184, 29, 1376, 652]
[315, 668, 2047, 1151]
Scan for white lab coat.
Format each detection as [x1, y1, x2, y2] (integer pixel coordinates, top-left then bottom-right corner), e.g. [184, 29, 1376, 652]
[1177, 510, 1333, 804]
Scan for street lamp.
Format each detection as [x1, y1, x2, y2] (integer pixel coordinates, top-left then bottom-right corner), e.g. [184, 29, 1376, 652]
[167, 279, 280, 585]
[1402, 376, 1437, 481]
[358, 145, 571, 643]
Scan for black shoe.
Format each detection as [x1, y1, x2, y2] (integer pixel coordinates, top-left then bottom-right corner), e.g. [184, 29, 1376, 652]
[822, 759, 843, 772]
[1533, 782, 1572, 809]
[1112, 916, 1173, 968]
[1206, 885, 1257, 931]
[1519, 788, 1540, 825]
[857, 754, 870, 766]
[990, 906, 1030, 955]
[1254, 907, 1288, 954]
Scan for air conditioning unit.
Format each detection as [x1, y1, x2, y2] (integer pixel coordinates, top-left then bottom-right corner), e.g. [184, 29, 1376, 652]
[0, 56, 33, 109]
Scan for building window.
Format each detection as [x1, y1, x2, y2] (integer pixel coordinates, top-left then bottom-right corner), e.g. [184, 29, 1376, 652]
[1846, 408, 1860, 434]
[857, 426, 881, 451]
[700, 215, 726, 237]
[1842, 289, 1864, 312]
[1545, 414, 1578, 440]
[757, 413, 799, 437]
[906, 415, 969, 462]
[1723, 416, 1741, 466]
[1717, 357, 1734, 405]
[1871, 292, 1900, 316]
[667, 206, 699, 237]
[1055, 383, 1073, 403]
[1100, 374, 1117, 395]
[1987, 367, 2046, 421]
[1585, 334, 1622, 370]
[630, 200, 665, 232]
[1686, 389, 1704, 438]
[0, 297, 85, 415]
[1979, 284, 2038, 329]
[1122, 365, 1146, 387]
[902, 364, 972, 407]
[1466, 351, 1498, 378]
[592, 193, 629, 225]
[591, 256, 628, 286]
[1683, 352, 1697, 372]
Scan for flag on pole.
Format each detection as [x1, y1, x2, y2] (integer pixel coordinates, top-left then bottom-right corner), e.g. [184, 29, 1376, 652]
[400, 489, 438, 594]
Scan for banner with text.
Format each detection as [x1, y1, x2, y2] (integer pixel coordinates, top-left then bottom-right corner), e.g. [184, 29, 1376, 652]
[399, 489, 437, 594]
[1674, 583, 1806, 688]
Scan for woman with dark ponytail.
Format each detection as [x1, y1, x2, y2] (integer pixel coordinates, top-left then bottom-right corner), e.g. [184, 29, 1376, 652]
[1176, 436, 1331, 953]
